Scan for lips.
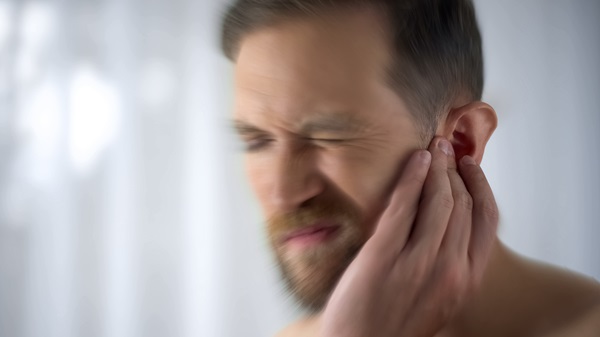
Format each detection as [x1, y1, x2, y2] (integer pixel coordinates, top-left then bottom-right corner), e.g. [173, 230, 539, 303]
[281, 222, 340, 247]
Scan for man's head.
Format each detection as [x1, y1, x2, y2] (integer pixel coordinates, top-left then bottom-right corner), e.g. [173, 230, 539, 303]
[223, 0, 497, 312]
[223, 0, 485, 138]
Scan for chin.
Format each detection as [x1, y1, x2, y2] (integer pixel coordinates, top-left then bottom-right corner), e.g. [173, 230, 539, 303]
[275, 230, 363, 312]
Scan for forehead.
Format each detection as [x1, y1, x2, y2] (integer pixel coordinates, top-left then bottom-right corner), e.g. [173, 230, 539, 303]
[233, 8, 400, 127]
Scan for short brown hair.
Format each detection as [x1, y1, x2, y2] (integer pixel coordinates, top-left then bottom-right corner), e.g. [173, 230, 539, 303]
[221, 0, 484, 137]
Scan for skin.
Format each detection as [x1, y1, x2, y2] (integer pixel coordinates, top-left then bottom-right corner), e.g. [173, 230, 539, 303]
[232, 7, 600, 337]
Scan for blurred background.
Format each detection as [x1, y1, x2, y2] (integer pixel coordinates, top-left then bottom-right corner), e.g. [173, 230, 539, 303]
[0, 0, 599, 336]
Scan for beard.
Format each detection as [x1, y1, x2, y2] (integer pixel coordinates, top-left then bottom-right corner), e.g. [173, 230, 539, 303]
[266, 195, 366, 313]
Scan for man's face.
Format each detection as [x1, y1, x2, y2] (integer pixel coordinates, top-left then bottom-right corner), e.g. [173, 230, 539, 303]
[234, 9, 422, 311]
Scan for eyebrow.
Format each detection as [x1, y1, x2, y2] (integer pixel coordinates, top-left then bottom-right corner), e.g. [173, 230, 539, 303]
[299, 113, 366, 134]
[232, 120, 265, 136]
[233, 112, 367, 137]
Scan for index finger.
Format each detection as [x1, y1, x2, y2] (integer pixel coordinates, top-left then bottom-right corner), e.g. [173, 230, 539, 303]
[367, 150, 432, 258]
[458, 155, 499, 277]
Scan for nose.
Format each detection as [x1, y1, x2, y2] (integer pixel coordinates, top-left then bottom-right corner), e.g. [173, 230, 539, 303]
[267, 148, 324, 213]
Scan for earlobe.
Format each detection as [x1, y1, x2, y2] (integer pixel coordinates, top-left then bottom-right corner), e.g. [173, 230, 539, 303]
[439, 102, 498, 164]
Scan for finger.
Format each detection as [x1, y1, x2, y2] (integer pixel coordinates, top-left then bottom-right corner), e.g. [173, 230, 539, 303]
[440, 150, 473, 257]
[458, 155, 499, 276]
[369, 150, 431, 256]
[407, 138, 454, 255]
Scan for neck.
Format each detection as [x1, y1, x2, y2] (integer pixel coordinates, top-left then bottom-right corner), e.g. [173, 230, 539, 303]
[300, 238, 520, 337]
[439, 238, 525, 336]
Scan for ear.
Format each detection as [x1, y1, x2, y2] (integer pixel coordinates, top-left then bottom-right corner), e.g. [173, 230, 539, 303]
[437, 102, 498, 164]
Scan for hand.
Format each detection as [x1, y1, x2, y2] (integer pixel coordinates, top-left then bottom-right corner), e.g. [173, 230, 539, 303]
[318, 137, 499, 337]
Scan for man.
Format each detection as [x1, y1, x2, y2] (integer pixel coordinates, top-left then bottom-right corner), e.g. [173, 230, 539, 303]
[221, 0, 600, 336]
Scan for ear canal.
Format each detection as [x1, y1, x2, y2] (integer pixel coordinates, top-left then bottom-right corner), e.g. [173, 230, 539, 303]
[450, 129, 474, 160]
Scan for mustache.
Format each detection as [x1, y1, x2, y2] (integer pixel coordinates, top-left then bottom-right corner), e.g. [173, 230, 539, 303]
[266, 198, 362, 243]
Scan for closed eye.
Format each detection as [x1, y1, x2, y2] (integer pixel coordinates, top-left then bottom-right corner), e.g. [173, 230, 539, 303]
[305, 138, 350, 150]
[243, 137, 273, 152]
[307, 137, 346, 144]
[313, 138, 343, 141]
[242, 137, 349, 152]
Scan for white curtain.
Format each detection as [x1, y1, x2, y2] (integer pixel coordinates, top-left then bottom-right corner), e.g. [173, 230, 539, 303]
[0, 1, 598, 337]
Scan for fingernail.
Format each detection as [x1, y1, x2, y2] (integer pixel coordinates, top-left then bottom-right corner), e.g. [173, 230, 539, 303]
[460, 155, 477, 166]
[438, 139, 454, 157]
[419, 150, 432, 164]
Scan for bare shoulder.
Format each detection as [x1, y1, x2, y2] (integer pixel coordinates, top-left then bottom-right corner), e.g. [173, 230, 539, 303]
[511, 251, 600, 335]
[274, 317, 317, 337]
[274, 321, 300, 337]
[520, 254, 600, 302]
[542, 304, 600, 337]
[274, 324, 295, 337]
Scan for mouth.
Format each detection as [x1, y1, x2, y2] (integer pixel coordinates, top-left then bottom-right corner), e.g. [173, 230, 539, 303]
[281, 222, 341, 249]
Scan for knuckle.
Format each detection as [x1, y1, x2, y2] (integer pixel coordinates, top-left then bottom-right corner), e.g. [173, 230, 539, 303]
[438, 259, 464, 291]
[435, 192, 455, 210]
[481, 198, 500, 223]
[409, 170, 427, 186]
[382, 203, 413, 226]
[391, 202, 409, 218]
[440, 267, 469, 309]
[442, 266, 464, 292]
[454, 191, 474, 211]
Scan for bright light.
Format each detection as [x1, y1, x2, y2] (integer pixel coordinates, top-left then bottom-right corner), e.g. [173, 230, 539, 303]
[138, 58, 177, 110]
[15, 52, 38, 85]
[14, 80, 62, 186]
[68, 64, 121, 173]
[0, 2, 13, 49]
[28, 83, 61, 160]
[19, 2, 55, 50]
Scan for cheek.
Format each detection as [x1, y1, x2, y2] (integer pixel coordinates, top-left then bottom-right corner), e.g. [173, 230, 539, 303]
[318, 145, 419, 235]
[320, 151, 400, 216]
[245, 158, 271, 208]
